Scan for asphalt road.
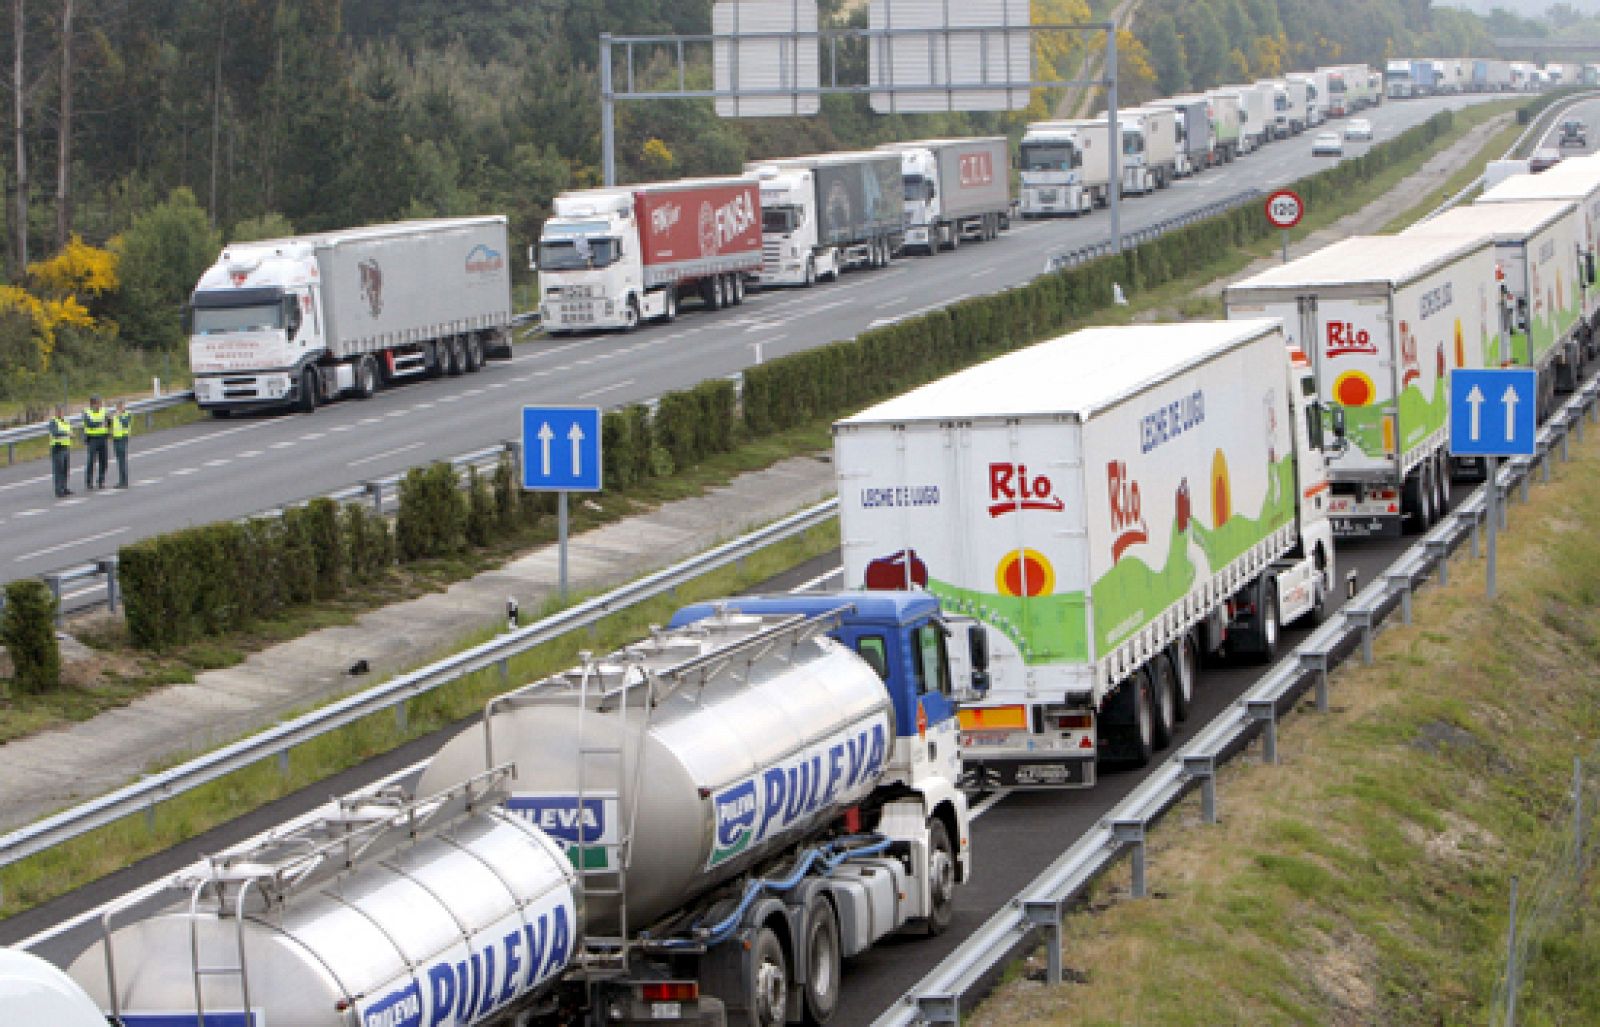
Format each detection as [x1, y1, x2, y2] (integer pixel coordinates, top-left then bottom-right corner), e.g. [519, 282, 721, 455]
[0, 93, 1505, 585]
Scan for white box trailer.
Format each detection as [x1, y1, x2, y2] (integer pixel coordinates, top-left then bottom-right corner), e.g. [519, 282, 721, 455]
[835, 320, 1338, 789]
[1204, 89, 1244, 160]
[878, 137, 1012, 253]
[1289, 70, 1328, 125]
[1125, 107, 1179, 187]
[1149, 95, 1212, 173]
[1264, 77, 1309, 135]
[1406, 200, 1586, 410]
[189, 217, 512, 414]
[1219, 84, 1272, 151]
[1478, 158, 1600, 349]
[1226, 234, 1497, 538]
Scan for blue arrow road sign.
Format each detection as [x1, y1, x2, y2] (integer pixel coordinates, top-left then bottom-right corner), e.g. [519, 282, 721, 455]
[1449, 368, 1537, 458]
[522, 406, 602, 491]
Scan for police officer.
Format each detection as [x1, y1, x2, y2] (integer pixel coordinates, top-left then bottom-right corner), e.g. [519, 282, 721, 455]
[111, 399, 133, 489]
[82, 394, 109, 490]
[48, 403, 73, 497]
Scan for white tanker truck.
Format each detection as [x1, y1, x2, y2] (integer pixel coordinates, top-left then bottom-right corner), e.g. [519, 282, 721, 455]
[63, 592, 973, 1025]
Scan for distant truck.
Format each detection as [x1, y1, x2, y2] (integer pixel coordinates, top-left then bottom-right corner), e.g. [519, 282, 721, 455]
[1320, 66, 1352, 117]
[747, 151, 903, 284]
[1219, 83, 1272, 152]
[878, 137, 1011, 255]
[1264, 77, 1309, 136]
[1386, 59, 1414, 99]
[1226, 234, 1496, 537]
[1018, 119, 1112, 215]
[188, 218, 513, 416]
[538, 178, 760, 330]
[1406, 200, 1585, 420]
[1205, 90, 1244, 162]
[1129, 105, 1183, 181]
[1149, 95, 1213, 173]
[835, 319, 1339, 788]
[1118, 110, 1176, 194]
[1288, 70, 1328, 126]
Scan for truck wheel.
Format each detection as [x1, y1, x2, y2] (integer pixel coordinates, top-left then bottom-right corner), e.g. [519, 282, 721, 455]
[447, 337, 467, 377]
[1171, 633, 1198, 720]
[922, 818, 956, 936]
[801, 896, 841, 1024]
[1121, 671, 1156, 767]
[297, 368, 319, 413]
[1149, 654, 1178, 749]
[946, 228, 959, 253]
[1435, 453, 1451, 514]
[745, 927, 788, 1027]
[353, 356, 378, 399]
[703, 276, 724, 311]
[803, 258, 816, 287]
[661, 288, 678, 323]
[209, 408, 231, 420]
[1253, 582, 1281, 664]
[731, 275, 746, 305]
[622, 296, 640, 332]
[465, 335, 485, 371]
[1402, 465, 1431, 533]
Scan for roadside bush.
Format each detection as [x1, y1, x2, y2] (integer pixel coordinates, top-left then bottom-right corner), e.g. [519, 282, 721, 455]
[491, 454, 519, 529]
[342, 504, 393, 583]
[397, 462, 466, 560]
[301, 498, 345, 600]
[466, 467, 496, 548]
[1, 579, 60, 693]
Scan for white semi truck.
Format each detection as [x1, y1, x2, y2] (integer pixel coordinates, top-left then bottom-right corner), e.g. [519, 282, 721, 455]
[1265, 77, 1309, 136]
[1226, 234, 1497, 537]
[878, 137, 1012, 255]
[1288, 70, 1328, 126]
[1205, 89, 1244, 161]
[1149, 95, 1212, 174]
[1226, 82, 1274, 151]
[1018, 119, 1111, 216]
[1405, 200, 1586, 413]
[187, 217, 513, 416]
[537, 178, 761, 330]
[66, 592, 972, 1024]
[834, 320, 1339, 789]
[747, 151, 904, 285]
[1122, 107, 1179, 190]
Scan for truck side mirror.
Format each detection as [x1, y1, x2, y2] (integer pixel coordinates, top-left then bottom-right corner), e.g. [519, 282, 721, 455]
[1306, 403, 1326, 451]
[527, 245, 538, 272]
[284, 297, 303, 339]
[1516, 297, 1529, 332]
[968, 624, 990, 695]
[1588, 252, 1596, 285]
[1330, 405, 1347, 439]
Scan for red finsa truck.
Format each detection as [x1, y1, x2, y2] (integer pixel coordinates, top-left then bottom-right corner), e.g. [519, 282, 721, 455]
[536, 177, 761, 332]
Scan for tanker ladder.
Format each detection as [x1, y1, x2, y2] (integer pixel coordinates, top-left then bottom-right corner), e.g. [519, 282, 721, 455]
[93, 766, 517, 1026]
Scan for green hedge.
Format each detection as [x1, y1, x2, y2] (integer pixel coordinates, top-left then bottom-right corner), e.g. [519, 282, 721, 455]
[116, 100, 1514, 651]
[2, 579, 60, 693]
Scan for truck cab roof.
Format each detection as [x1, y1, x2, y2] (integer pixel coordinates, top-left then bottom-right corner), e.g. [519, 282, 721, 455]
[668, 591, 943, 632]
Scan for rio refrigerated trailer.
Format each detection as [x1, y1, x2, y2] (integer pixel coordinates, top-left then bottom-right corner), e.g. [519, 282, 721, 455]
[834, 320, 1339, 789]
[1226, 234, 1498, 538]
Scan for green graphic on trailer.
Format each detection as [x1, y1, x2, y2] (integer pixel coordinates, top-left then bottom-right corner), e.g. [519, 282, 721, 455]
[1340, 375, 1446, 460]
[925, 580, 1089, 664]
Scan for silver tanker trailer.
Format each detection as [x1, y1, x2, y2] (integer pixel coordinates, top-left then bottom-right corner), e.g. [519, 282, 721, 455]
[59, 592, 976, 1026]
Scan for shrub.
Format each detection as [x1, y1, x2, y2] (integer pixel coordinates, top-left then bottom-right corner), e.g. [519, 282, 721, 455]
[1, 579, 60, 693]
[397, 462, 466, 560]
[466, 467, 496, 548]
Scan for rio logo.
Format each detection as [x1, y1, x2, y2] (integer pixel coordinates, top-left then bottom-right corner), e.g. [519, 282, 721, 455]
[1107, 460, 1148, 563]
[1325, 320, 1377, 358]
[987, 462, 1065, 517]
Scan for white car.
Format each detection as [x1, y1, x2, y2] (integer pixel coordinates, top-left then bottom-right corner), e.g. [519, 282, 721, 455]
[1344, 118, 1374, 141]
[1312, 131, 1344, 156]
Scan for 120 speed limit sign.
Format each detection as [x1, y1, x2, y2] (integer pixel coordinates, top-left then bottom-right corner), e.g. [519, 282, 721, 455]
[1265, 189, 1304, 229]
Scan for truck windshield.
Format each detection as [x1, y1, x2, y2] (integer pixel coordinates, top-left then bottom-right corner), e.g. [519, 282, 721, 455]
[762, 207, 800, 234]
[1020, 143, 1078, 171]
[902, 174, 934, 201]
[192, 304, 282, 334]
[1122, 132, 1143, 155]
[538, 237, 618, 271]
[1275, 94, 1288, 111]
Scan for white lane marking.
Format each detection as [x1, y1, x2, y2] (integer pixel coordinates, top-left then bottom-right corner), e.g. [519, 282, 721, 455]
[348, 442, 425, 467]
[17, 758, 434, 953]
[969, 268, 995, 279]
[876, 295, 910, 309]
[138, 479, 161, 486]
[204, 459, 230, 468]
[414, 402, 436, 410]
[300, 432, 326, 441]
[15, 526, 129, 562]
[384, 410, 406, 417]
[359, 417, 382, 425]
[171, 468, 198, 476]
[794, 567, 844, 592]
[462, 388, 485, 396]
[578, 379, 637, 400]
[487, 382, 509, 389]
[970, 788, 1013, 820]
[270, 441, 294, 450]
[329, 425, 355, 433]
[15, 508, 46, 517]
[436, 395, 462, 403]
[238, 450, 263, 458]
[0, 474, 50, 492]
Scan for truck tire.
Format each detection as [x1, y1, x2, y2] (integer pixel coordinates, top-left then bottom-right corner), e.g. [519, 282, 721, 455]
[1171, 633, 1199, 720]
[800, 896, 841, 1025]
[297, 367, 319, 413]
[745, 927, 788, 1027]
[804, 258, 816, 287]
[661, 288, 678, 323]
[353, 356, 378, 399]
[447, 336, 467, 377]
[703, 276, 724, 311]
[1119, 671, 1156, 767]
[922, 818, 956, 936]
[1251, 582, 1281, 664]
[1434, 452, 1451, 515]
[464, 334, 484, 371]
[622, 296, 640, 332]
[1149, 653, 1178, 749]
[208, 408, 231, 419]
[731, 275, 746, 305]
[1402, 465, 1431, 534]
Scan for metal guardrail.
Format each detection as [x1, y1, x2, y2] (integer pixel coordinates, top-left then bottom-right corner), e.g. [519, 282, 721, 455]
[0, 497, 839, 872]
[1043, 189, 1264, 273]
[874, 373, 1600, 1026]
[0, 390, 196, 466]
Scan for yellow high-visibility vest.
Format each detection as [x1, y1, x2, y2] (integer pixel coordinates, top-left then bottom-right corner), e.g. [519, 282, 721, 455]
[49, 417, 72, 448]
[83, 408, 109, 437]
[112, 413, 132, 439]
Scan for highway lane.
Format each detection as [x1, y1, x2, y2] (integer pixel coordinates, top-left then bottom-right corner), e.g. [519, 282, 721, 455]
[0, 524, 1443, 1016]
[0, 94, 1504, 583]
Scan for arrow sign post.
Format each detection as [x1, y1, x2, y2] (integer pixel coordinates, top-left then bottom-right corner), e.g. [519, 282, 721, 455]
[1449, 368, 1538, 599]
[523, 406, 604, 601]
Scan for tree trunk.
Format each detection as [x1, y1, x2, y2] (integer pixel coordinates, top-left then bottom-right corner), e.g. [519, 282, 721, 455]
[53, 0, 72, 250]
[12, 0, 27, 271]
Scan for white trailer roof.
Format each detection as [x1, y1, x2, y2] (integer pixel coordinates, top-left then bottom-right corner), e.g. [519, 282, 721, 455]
[839, 319, 1281, 424]
[1479, 159, 1600, 202]
[1408, 199, 1576, 241]
[1229, 233, 1489, 292]
[230, 216, 505, 250]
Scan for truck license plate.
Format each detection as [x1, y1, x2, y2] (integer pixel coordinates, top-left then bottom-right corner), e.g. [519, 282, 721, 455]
[651, 1002, 682, 1019]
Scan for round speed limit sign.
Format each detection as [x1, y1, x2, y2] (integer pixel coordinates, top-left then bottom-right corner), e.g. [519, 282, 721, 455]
[1265, 189, 1304, 229]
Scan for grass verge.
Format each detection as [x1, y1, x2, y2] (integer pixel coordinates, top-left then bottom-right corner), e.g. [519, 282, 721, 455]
[971, 411, 1600, 1024]
[0, 96, 1529, 921]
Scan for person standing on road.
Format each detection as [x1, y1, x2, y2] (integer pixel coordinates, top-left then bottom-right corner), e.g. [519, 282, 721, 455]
[111, 400, 133, 489]
[48, 404, 74, 497]
[82, 394, 109, 490]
